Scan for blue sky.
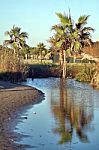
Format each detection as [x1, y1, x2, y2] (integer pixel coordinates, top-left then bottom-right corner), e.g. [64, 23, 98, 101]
[0, 0, 99, 47]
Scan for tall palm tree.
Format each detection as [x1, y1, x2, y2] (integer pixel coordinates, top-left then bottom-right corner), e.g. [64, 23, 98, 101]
[49, 11, 94, 78]
[4, 25, 28, 55]
[50, 12, 72, 78]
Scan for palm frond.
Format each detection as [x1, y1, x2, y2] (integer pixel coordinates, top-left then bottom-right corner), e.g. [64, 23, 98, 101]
[56, 12, 71, 26]
[4, 40, 13, 45]
[82, 27, 95, 33]
[78, 15, 90, 25]
[82, 32, 92, 38]
[12, 26, 21, 34]
[20, 32, 28, 38]
[5, 31, 10, 36]
[52, 25, 64, 35]
[51, 24, 60, 30]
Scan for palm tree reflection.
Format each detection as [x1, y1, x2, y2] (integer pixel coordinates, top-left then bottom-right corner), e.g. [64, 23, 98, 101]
[51, 78, 93, 144]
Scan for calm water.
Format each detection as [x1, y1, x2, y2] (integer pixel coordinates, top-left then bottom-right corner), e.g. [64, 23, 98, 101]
[15, 78, 99, 150]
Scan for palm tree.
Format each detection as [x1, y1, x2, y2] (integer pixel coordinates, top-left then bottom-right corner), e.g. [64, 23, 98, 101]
[36, 42, 46, 62]
[21, 44, 31, 60]
[50, 12, 72, 78]
[48, 36, 60, 63]
[49, 10, 94, 78]
[4, 25, 28, 55]
[30, 47, 39, 60]
[76, 15, 94, 46]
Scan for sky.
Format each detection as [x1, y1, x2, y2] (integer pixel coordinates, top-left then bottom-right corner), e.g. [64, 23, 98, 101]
[0, 0, 99, 47]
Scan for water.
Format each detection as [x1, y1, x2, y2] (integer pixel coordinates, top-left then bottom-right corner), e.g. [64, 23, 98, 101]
[14, 78, 99, 150]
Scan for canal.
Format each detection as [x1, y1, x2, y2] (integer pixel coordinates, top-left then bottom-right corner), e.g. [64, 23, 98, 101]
[14, 78, 99, 150]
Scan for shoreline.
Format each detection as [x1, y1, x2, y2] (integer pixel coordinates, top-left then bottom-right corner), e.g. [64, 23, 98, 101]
[0, 81, 44, 150]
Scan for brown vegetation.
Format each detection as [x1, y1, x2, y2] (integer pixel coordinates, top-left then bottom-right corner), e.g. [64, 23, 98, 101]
[0, 47, 27, 82]
[83, 41, 99, 58]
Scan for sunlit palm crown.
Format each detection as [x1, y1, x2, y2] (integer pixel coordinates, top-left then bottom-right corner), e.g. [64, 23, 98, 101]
[4, 25, 28, 49]
[50, 11, 94, 54]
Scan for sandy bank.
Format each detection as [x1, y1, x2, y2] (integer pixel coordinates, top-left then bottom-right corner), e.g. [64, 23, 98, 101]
[0, 81, 44, 150]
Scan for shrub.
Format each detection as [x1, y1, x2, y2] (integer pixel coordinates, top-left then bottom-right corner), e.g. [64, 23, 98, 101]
[0, 49, 27, 82]
[75, 64, 95, 82]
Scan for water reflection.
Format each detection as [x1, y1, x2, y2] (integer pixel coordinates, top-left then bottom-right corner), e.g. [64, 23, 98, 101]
[51, 78, 94, 144]
[15, 78, 99, 150]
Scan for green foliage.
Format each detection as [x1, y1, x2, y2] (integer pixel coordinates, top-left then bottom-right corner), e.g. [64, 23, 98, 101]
[26, 62, 96, 81]
[66, 63, 95, 79]
[77, 15, 90, 26]
[56, 12, 72, 26]
[4, 25, 28, 55]
[49, 11, 94, 62]
[75, 64, 95, 82]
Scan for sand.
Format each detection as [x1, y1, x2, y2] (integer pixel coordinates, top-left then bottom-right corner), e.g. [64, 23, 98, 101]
[0, 81, 44, 150]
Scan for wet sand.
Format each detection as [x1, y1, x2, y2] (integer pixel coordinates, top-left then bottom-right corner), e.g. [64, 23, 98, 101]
[0, 81, 44, 150]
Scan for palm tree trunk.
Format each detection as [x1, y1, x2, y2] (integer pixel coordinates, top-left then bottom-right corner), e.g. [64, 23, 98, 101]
[41, 51, 42, 63]
[25, 53, 28, 60]
[14, 48, 16, 54]
[62, 50, 66, 79]
[59, 50, 63, 66]
[59, 49, 66, 79]
[73, 56, 76, 63]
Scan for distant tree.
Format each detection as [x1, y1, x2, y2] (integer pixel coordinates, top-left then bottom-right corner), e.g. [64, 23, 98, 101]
[4, 25, 28, 56]
[21, 45, 31, 60]
[30, 47, 39, 60]
[36, 42, 46, 62]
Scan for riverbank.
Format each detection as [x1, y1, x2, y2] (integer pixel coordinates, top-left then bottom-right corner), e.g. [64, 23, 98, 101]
[0, 81, 44, 150]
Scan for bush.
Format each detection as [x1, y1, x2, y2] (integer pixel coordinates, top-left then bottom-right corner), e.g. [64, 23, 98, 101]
[75, 64, 95, 82]
[27, 63, 95, 80]
[0, 49, 27, 82]
[27, 63, 60, 78]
